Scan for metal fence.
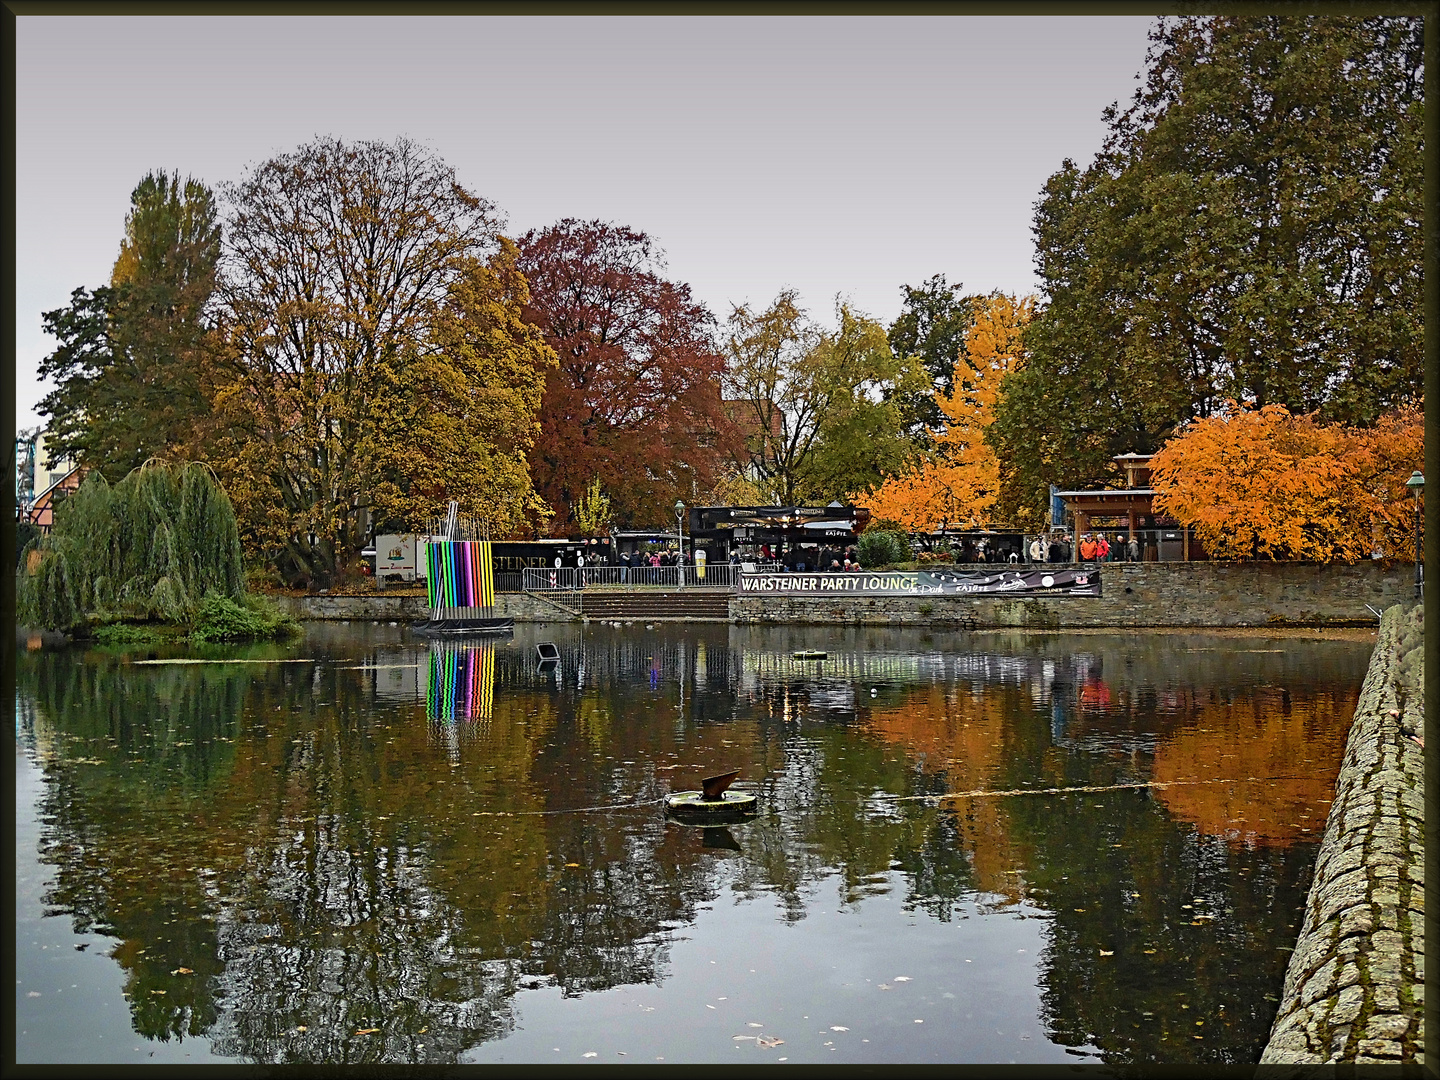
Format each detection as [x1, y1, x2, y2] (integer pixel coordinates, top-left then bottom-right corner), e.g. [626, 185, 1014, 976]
[522, 564, 782, 592]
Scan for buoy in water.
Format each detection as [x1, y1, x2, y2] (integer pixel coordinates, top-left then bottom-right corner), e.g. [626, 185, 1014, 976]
[666, 789, 758, 821]
[665, 769, 757, 822]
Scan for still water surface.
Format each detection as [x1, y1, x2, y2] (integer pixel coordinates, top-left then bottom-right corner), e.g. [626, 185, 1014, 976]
[14, 622, 1373, 1065]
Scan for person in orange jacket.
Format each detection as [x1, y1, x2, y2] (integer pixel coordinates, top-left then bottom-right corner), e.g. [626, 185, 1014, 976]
[1079, 535, 1097, 561]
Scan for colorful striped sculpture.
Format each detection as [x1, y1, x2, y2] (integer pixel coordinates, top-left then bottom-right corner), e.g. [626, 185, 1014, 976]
[424, 540, 496, 616]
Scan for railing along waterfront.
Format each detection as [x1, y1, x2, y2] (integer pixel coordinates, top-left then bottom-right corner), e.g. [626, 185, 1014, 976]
[522, 564, 782, 592]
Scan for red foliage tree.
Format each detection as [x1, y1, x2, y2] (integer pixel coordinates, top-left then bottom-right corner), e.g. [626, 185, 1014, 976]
[517, 220, 733, 532]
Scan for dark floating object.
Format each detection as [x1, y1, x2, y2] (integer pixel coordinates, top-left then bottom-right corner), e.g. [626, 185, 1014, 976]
[793, 650, 827, 660]
[702, 769, 741, 800]
[666, 769, 758, 822]
[536, 642, 561, 663]
[413, 617, 515, 636]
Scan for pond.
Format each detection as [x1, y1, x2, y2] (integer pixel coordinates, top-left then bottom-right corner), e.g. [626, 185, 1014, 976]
[14, 620, 1375, 1065]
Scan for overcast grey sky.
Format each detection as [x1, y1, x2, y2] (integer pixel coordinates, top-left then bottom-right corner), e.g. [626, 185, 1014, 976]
[15, 14, 1157, 432]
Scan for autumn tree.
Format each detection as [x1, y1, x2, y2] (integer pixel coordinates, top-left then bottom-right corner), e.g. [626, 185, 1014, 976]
[359, 239, 556, 540]
[724, 292, 927, 506]
[516, 220, 734, 532]
[990, 16, 1424, 523]
[1148, 401, 1423, 562]
[38, 171, 221, 481]
[864, 294, 1035, 530]
[209, 136, 541, 585]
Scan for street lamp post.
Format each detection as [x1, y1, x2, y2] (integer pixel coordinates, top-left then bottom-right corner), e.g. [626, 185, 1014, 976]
[675, 499, 686, 576]
[1406, 471, 1424, 599]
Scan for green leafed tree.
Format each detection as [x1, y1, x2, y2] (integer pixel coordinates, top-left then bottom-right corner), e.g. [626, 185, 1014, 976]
[724, 292, 928, 506]
[990, 15, 1425, 523]
[38, 172, 222, 482]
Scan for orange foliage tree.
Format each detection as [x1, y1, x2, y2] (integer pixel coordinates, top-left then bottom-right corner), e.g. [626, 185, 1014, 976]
[1149, 401, 1423, 561]
[861, 293, 1033, 530]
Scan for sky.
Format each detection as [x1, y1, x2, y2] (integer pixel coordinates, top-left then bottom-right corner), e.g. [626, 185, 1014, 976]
[14, 14, 1158, 433]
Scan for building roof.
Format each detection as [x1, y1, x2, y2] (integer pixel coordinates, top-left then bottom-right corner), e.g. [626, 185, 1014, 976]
[1054, 488, 1155, 498]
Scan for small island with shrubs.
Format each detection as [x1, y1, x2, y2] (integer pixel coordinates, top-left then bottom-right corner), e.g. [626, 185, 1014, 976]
[16, 460, 298, 644]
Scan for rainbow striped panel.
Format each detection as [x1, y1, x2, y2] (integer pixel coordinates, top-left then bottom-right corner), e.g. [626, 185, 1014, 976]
[425, 540, 496, 612]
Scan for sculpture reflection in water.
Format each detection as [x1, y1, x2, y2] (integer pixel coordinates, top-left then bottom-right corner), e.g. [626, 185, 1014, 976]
[426, 641, 496, 724]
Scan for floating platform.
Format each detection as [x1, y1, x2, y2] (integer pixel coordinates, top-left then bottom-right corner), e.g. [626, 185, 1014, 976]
[665, 789, 759, 823]
[792, 650, 828, 660]
[412, 617, 515, 636]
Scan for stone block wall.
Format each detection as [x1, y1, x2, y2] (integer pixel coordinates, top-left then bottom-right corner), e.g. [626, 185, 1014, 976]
[1259, 603, 1425, 1066]
[275, 592, 578, 622]
[730, 561, 1413, 628]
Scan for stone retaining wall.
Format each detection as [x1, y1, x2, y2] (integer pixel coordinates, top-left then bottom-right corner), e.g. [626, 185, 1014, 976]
[1259, 603, 1425, 1066]
[731, 561, 1412, 628]
[274, 592, 577, 622]
[278, 562, 1411, 627]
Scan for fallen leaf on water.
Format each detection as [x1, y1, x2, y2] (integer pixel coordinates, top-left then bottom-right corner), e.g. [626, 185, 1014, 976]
[296, 1026, 307, 1033]
[1100, 950, 1114, 957]
[566, 863, 580, 868]
[150, 990, 166, 995]
[747, 1022, 763, 1027]
[893, 976, 912, 982]
[733, 1036, 756, 1041]
[757, 1037, 784, 1048]
[171, 968, 193, 975]
[1144, 949, 1157, 954]
[582, 1051, 597, 1058]
[355, 1028, 380, 1035]
[706, 1004, 716, 1010]
[830, 1026, 849, 1031]
[878, 984, 892, 990]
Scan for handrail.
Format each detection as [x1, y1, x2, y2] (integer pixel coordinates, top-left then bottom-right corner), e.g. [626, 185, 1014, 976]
[523, 563, 783, 592]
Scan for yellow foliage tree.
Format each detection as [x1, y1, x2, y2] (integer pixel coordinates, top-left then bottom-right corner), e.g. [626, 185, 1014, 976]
[1149, 401, 1423, 562]
[861, 293, 1034, 530]
[359, 242, 557, 538]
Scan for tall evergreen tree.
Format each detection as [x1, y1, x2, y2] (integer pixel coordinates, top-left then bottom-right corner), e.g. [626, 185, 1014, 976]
[885, 274, 981, 441]
[38, 172, 221, 481]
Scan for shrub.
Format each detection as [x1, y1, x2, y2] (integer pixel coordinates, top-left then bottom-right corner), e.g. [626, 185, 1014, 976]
[93, 622, 172, 645]
[857, 529, 909, 568]
[190, 591, 300, 643]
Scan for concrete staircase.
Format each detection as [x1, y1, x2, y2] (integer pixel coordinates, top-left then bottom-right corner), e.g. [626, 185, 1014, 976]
[580, 588, 732, 622]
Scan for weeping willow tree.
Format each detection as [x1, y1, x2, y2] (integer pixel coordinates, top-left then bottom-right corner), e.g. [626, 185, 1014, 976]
[18, 460, 246, 632]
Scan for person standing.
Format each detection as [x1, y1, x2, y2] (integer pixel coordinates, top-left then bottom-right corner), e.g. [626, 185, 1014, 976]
[1127, 535, 1140, 562]
[1097, 535, 1110, 562]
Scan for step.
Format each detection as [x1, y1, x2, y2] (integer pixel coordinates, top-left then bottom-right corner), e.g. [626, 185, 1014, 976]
[580, 591, 731, 620]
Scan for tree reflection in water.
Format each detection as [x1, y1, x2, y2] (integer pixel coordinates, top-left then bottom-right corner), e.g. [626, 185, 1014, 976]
[15, 625, 1369, 1064]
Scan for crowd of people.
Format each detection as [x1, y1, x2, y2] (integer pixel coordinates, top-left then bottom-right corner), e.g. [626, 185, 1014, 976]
[1026, 533, 1142, 563]
[594, 531, 1146, 579]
